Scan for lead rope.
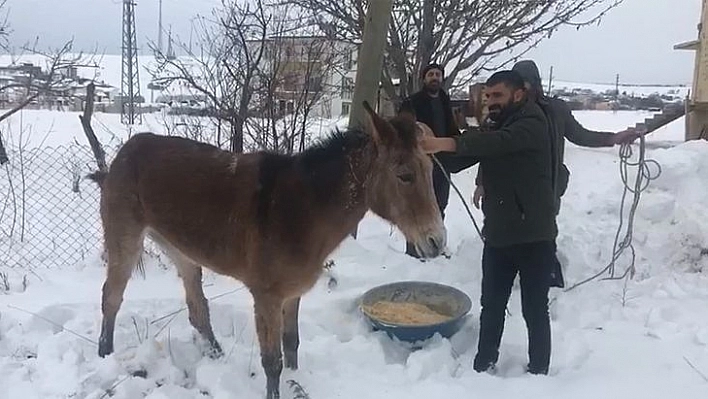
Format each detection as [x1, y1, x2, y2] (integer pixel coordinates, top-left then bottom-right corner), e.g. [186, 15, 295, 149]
[430, 154, 484, 242]
[430, 128, 659, 292]
[565, 129, 661, 291]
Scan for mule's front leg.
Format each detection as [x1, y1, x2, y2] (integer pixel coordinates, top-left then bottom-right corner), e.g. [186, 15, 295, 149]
[282, 296, 301, 370]
[253, 293, 285, 399]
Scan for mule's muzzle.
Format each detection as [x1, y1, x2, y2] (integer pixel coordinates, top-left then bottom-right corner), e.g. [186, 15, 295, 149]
[414, 227, 447, 259]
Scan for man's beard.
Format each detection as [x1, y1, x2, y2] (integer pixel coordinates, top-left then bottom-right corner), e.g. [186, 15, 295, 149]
[488, 100, 522, 123]
[425, 81, 440, 94]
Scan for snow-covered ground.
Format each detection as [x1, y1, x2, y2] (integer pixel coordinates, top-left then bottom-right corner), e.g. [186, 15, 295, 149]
[0, 108, 707, 399]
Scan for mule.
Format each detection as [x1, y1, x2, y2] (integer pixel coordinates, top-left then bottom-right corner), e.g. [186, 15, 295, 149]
[87, 101, 446, 399]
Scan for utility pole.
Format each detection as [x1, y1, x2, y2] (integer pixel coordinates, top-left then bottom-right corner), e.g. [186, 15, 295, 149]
[121, 0, 142, 127]
[348, 0, 394, 239]
[158, 0, 163, 53]
[615, 73, 620, 99]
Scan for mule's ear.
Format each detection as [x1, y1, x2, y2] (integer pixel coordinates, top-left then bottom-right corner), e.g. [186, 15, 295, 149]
[397, 108, 416, 122]
[362, 100, 383, 144]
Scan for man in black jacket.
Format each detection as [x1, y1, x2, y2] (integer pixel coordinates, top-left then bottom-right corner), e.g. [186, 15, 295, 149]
[399, 63, 464, 258]
[473, 60, 641, 288]
[421, 70, 557, 375]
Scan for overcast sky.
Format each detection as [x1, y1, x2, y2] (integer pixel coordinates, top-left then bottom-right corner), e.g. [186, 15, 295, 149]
[4, 0, 700, 85]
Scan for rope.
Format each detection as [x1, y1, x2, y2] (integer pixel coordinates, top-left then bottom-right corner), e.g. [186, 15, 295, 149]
[430, 154, 484, 241]
[430, 128, 660, 292]
[565, 130, 661, 291]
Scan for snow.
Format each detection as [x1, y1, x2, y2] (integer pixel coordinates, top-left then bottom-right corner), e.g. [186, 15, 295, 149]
[548, 79, 690, 99]
[1, 107, 708, 399]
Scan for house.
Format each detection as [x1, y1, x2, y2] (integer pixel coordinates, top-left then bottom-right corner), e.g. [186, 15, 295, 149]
[0, 61, 118, 112]
[249, 35, 360, 119]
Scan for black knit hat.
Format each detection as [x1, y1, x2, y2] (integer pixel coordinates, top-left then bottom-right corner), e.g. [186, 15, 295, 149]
[421, 63, 444, 79]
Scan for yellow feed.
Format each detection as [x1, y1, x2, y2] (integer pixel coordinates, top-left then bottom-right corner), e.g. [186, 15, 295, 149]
[363, 300, 452, 325]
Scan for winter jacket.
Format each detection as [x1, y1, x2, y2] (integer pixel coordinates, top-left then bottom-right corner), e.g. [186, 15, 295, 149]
[476, 60, 616, 213]
[453, 98, 557, 247]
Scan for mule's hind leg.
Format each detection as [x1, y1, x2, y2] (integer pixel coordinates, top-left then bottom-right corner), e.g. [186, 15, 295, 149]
[98, 227, 144, 357]
[174, 261, 223, 358]
[282, 296, 300, 370]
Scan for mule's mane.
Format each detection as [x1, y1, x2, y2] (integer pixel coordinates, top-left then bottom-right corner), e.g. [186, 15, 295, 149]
[255, 127, 372, 222]
[300, 126, 369, 162]
[256, 117, 416, 215]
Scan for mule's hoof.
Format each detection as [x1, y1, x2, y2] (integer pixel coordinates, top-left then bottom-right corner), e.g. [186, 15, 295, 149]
[266, 376, 280, 399]
[98, 343, 113, 358]
[266, 387, 280, 399]
[284, 351, 298, 370]
[206, 341, 224, 359]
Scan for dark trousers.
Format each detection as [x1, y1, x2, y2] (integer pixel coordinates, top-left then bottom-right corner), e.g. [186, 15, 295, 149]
[550, 240, 565, 288]
[473, 240, 554, 374]
[406, 165, 450, 257]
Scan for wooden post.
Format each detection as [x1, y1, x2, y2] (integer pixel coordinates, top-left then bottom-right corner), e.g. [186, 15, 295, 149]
[79, 82, 108, 172]
[347, 0, 394, 239]
[675, 0, 708, 140]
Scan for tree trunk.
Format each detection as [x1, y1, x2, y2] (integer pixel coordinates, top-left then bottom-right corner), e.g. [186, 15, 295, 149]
[414, 0, 435, 93]
[347, 0, 394, 239]
[230, 120, 244, 153]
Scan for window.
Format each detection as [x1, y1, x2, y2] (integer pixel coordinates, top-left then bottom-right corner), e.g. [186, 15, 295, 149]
[283, 73, 298, 92]
[307, 76, 323, 92]
[341, 77, 354, 100]
[341, 101, 351, 116]
[346, 49, 357, 70]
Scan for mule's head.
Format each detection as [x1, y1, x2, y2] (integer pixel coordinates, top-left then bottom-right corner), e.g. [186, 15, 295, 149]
[361, 101, 446, 258]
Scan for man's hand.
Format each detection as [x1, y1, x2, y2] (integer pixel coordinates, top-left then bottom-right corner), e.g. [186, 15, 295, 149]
[611, 127, 645, 145]
[416, 122, 435, 139]
[419, 136, 457, 154]
[472, 185, 484, 209]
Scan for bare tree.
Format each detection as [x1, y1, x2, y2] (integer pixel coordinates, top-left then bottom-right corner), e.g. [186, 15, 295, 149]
[0, 39, 100, 164]
[149, 1, 348, 155]
[148, 0, 271, 152]
[287, 0, 624, 103]
[0, 0, 13, 163]
[0, 0, 9, 52]
[245, 4, 348, 154]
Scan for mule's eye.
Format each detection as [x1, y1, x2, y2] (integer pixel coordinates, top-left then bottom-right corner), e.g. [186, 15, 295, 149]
[397, 172, 415, 183]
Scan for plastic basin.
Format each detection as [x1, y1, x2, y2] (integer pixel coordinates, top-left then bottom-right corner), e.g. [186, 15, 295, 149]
[359, 280, 472, 344]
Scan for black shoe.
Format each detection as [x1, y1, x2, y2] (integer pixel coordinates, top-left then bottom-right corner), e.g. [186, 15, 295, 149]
[473, 361, 497, 374]
[527, 365, 548, 375]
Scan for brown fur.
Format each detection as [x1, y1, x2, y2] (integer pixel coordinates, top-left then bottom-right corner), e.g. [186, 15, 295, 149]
[88, 102, 445, 399]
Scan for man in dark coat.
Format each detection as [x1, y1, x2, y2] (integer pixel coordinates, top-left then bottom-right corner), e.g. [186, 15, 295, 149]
[420, 70, 557, 375]
[399, 63, 465, 258]
[473, 60, 641, 288]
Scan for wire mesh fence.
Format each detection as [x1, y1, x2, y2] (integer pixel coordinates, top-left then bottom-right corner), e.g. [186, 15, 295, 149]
[0, 142, 120, 269]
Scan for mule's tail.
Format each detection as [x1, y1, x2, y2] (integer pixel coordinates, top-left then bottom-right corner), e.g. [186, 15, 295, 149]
[86, 170, 108, 189]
